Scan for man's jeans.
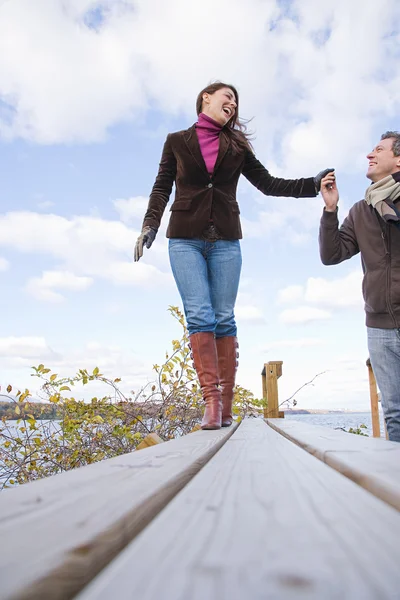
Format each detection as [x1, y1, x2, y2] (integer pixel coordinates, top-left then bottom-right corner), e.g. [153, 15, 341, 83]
[367, 327, 400, 442]
[168, 239, 242, 337]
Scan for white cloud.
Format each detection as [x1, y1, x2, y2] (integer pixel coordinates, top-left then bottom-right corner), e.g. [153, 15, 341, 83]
[113, 196, 149, 224]
[278, 270, 363, 311]
[102, 260, 171, 286]
[240, 195, 326, 244]
[304, 271, 364, 308]
[0, 257, 9, 271]
[265, 338, 325, 350]
[0, 336, 57, 359]
[49, 340, 149, 381]
[235, 305, 264, 322]
[277, 285, 304, 305]
[0, 210, 172, 293]
[0, 336, 157, 398]
[26, 270, 93, 302]
[0, 0, 398, 178]
[280, 306, 331, 324]
[277, 0, 400, 174]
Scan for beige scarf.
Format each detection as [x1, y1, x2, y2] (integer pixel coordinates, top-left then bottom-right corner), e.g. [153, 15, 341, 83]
[365, 174, 400, 222]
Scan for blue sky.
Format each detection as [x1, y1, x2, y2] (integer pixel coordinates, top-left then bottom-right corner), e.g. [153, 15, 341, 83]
[0, 0, 399, 410]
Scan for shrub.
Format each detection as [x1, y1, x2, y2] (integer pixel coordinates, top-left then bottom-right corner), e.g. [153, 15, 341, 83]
[347, 424, 368, 436]
[0, 307, 263, 489]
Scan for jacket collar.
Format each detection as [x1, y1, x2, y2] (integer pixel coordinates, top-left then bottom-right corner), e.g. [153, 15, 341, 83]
[183, 124, 230, 177]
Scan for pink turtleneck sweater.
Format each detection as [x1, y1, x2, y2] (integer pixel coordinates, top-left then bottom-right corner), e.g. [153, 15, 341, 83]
[195, 113, 222, 174]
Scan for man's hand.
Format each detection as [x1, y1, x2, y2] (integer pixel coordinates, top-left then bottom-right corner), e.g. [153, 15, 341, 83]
[320, 170, 338, 212]
[134, 226, 157, 262]
[314, 168, 335, 193]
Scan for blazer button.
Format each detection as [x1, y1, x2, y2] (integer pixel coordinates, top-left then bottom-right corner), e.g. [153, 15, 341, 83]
[207, 183, 213, 188]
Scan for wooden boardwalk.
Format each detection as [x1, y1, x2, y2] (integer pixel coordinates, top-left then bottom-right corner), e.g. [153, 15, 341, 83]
[268, 418, 400, 511]
[1, 417, 400, 599]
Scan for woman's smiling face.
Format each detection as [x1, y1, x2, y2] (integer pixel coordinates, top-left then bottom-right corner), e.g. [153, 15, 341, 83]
[201, 87, 237, 126]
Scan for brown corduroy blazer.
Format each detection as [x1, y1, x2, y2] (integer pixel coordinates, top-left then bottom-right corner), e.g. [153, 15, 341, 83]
[142, 125, 317, 239]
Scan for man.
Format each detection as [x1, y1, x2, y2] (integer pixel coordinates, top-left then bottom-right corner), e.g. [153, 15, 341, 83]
[319, 131, 400, 442]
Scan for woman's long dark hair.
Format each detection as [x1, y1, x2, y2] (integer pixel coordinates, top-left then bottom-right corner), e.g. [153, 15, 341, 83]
[196, 82, 253, 154]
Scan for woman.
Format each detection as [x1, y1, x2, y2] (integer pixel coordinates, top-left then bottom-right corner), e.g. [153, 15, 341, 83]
[134, 82, 331, 430]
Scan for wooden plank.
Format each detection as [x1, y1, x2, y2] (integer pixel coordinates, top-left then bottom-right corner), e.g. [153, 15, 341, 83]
[366, 358, 381, 437]
[267, 418, 400, 511]
[77, 419, 400, 600]
[0, 423, 238, 600]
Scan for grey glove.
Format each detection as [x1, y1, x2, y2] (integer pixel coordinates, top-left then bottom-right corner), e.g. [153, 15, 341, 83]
[314, 168, 335, 193]
[134, 226, 157, 262]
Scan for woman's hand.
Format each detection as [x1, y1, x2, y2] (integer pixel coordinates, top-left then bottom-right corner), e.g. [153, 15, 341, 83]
[134, 227, 157, 262]
[314, 168, 335, 192]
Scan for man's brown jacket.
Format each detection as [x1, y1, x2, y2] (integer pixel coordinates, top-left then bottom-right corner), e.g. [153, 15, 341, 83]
[319, 202, 400, 328]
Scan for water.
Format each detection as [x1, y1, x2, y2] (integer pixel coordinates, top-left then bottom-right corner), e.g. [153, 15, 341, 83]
[2, 413, 386, 439]
[0, 412, 387, 488]
[284, 411, 386, 438]
[1, 419, 60, 437]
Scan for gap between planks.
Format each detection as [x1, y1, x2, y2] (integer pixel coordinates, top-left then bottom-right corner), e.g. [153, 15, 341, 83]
[267, 418, 400, 512]
[76, 418, 400, 600]
[0, 422, 239, 600]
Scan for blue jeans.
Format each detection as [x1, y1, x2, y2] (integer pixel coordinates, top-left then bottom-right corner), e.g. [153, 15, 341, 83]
[168, 239, 242, 338]
[367, 327, 400, 442]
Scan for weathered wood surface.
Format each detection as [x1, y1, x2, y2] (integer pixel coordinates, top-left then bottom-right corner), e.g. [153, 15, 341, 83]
[267, 418, 400, 511]
[77, 419, 400, 600]
[0, 423, 238, 600]
[262, 361, 283, 419]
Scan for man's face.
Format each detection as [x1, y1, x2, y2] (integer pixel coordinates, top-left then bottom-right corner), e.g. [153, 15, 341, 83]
[366, 138, 400, 182]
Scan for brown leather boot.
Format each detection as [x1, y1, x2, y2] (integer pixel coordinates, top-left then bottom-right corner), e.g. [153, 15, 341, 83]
[216, 336, 239, 427]
[189, 332, 222, 430]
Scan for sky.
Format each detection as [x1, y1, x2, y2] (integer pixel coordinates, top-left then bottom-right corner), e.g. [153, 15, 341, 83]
[0, 0, 399, 411]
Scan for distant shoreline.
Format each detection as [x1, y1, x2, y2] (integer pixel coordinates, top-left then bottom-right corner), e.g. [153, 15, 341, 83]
[284, 409, 375, 415]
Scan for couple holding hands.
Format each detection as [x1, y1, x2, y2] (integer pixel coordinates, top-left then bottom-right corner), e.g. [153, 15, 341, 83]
[134, 81, 400, 443]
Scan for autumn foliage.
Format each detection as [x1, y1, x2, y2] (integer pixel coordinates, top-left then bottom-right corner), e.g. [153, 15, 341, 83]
[0, 307, 263, 489]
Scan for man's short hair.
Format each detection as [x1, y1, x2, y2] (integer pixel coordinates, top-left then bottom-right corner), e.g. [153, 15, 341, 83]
[381, 131, 400, 156]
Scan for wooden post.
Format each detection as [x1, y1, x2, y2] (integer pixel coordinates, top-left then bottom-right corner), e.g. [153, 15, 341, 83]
[136, 432, 164, 451]
[261, 365, 267, 415]
[262, 361, 283, 419]
[366, 358, 381, 438]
